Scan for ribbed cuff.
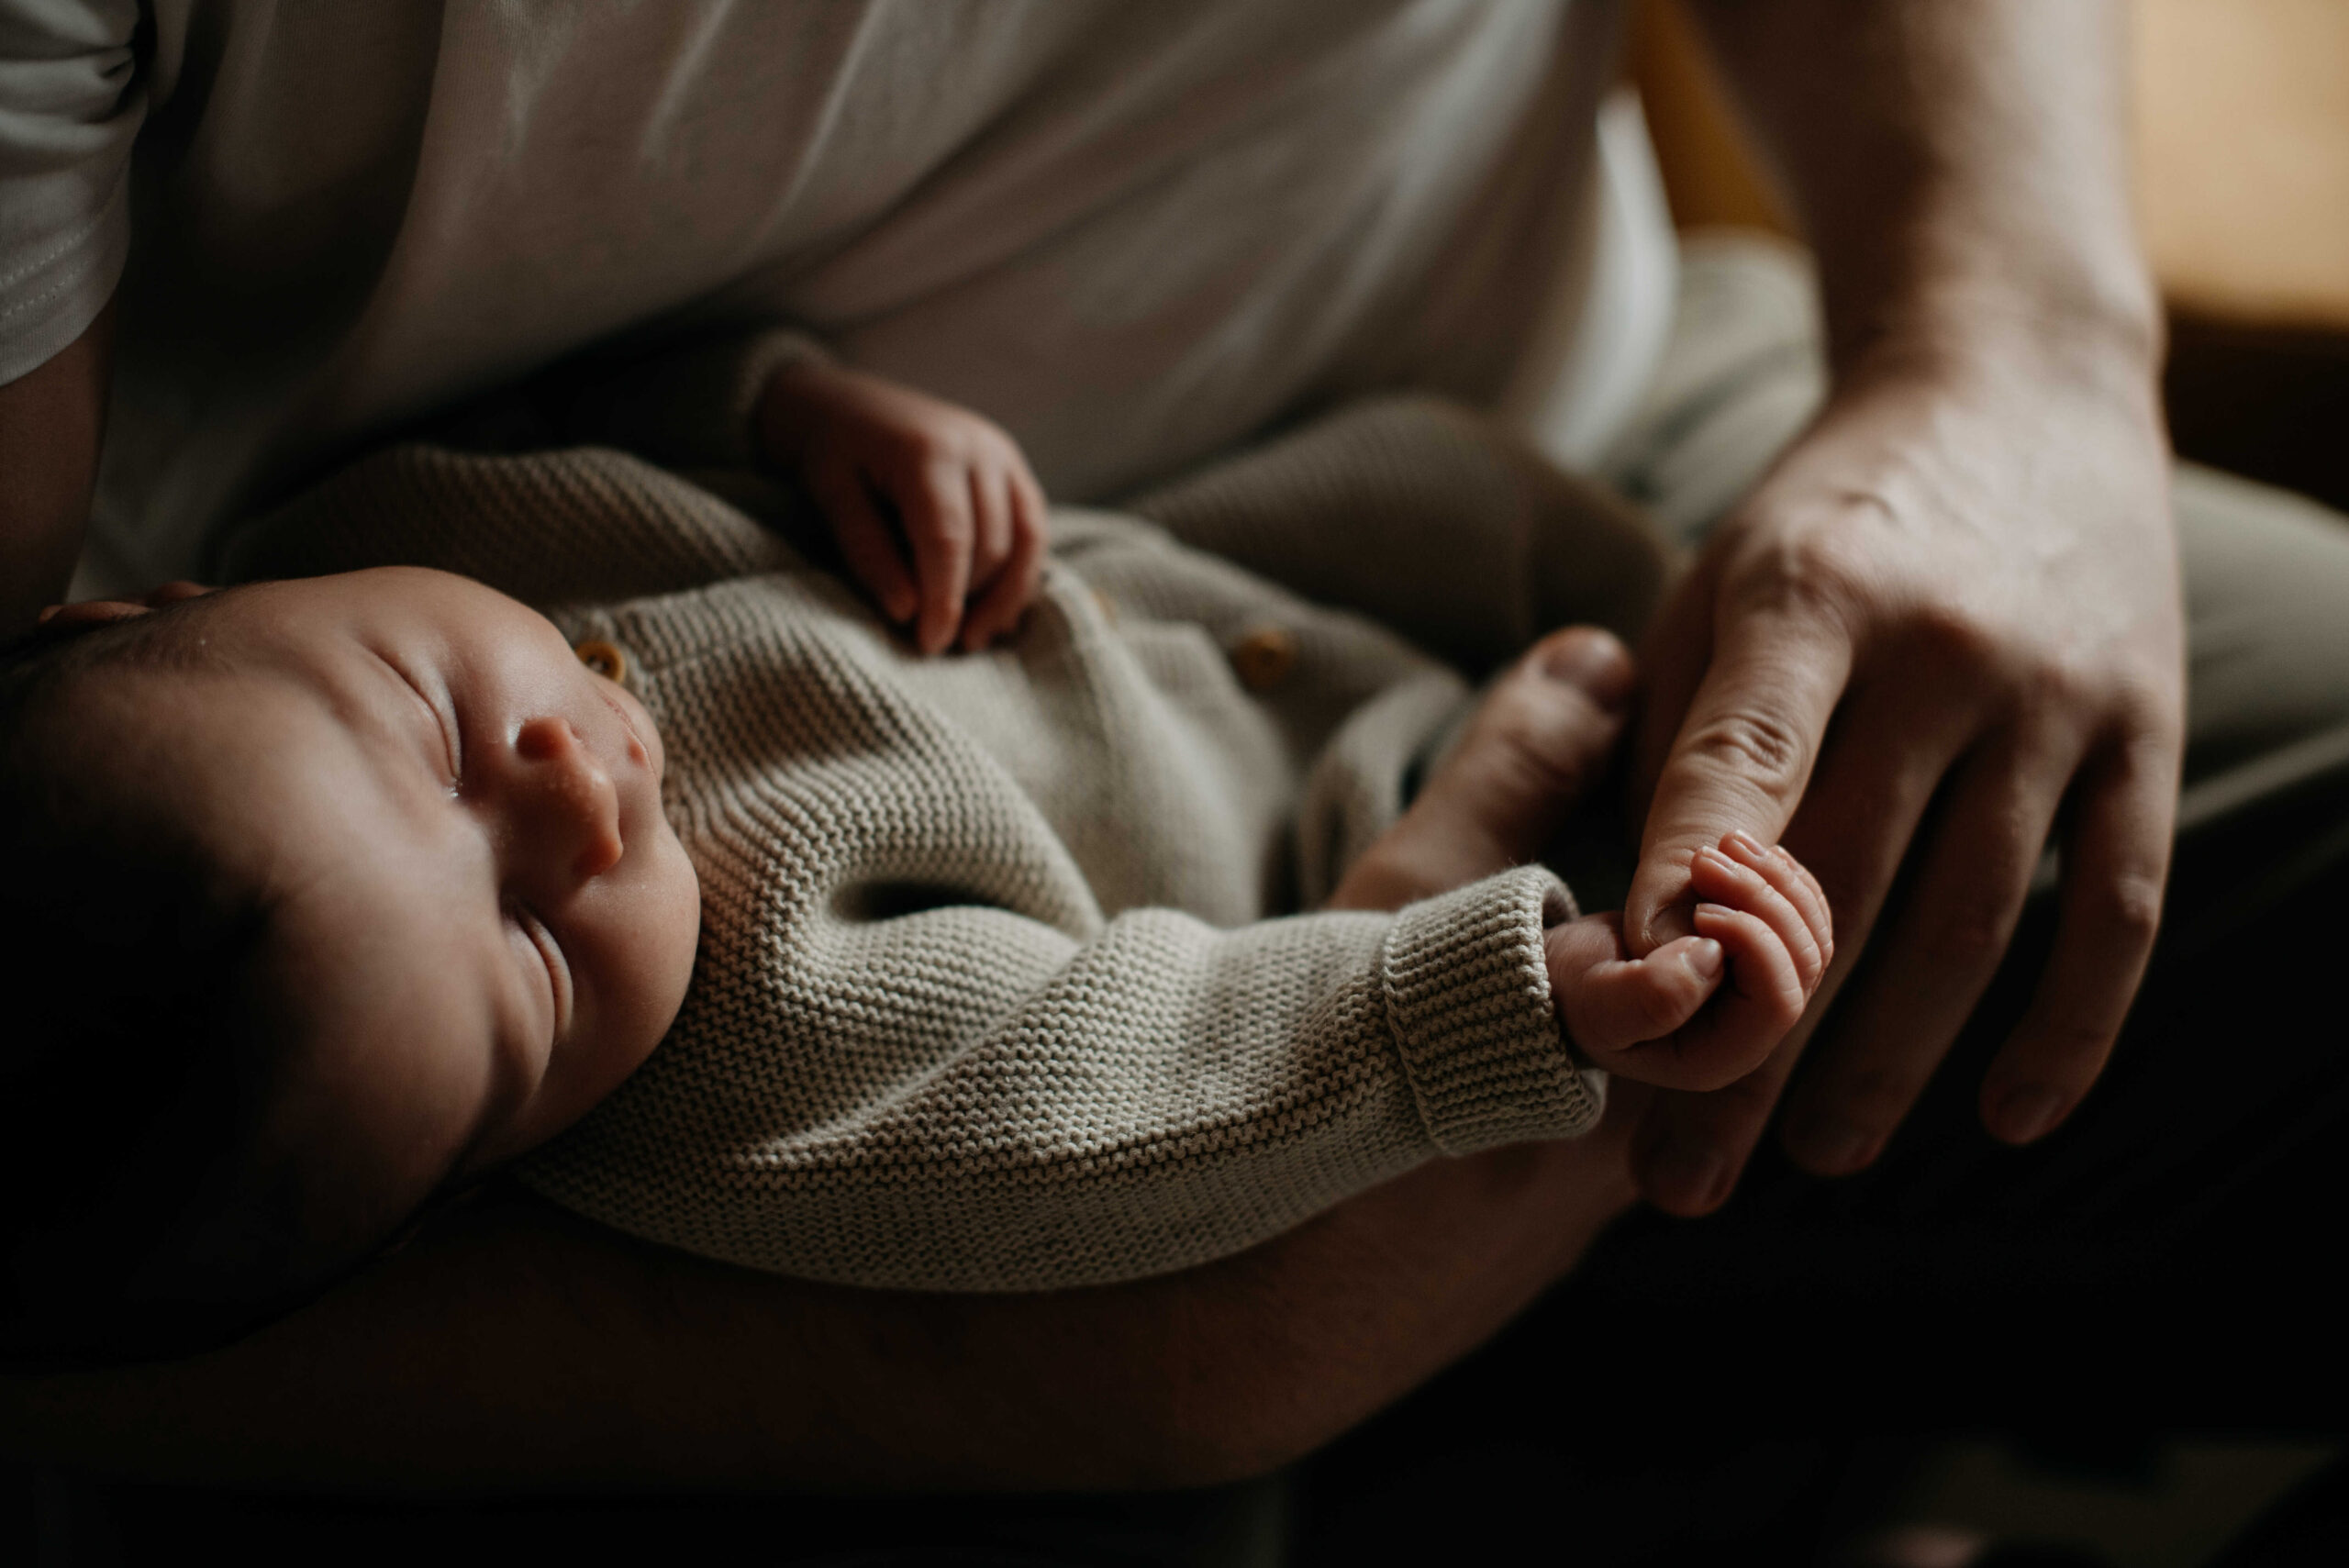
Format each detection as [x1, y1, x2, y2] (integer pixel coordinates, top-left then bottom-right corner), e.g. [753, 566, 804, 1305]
[1380, 866, 1605, 1153]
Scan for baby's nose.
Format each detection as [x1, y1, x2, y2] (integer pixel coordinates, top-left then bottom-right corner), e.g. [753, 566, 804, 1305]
[511, 716, 623, 881]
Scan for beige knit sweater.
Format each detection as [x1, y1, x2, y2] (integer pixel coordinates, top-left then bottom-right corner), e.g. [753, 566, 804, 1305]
[229, 377, 1672, 1293]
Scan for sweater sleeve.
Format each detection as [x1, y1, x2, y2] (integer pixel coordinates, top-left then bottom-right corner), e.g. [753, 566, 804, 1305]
[515, 591, 1606, 1293]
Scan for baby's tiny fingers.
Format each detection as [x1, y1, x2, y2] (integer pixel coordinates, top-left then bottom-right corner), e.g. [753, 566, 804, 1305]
[900, 462, 975, 655]
[810, 463, 918, 625]
[1691, 900, 1808, 1035]
[1731, 832, 1835, 969]
[962, 479, 1048, 650]
[1552, 917, 1721, 1061]
[1691, 840, 1827, 994]
[1779, 849, 1832, 957]
[963, 551, 1035, 650]
[969, 466, 1014, 588]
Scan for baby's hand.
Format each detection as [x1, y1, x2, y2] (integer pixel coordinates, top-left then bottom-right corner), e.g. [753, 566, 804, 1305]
[757, 361, 1048, 654]
[1547, 830, 1832, 1091]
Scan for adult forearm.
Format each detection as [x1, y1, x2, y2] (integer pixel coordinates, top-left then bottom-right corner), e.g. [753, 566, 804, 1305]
[1688, 0, 2158, 377]
[1, 1123, 1639, 1494]
[1623, 0, 2185, 1214]
[0, 303, 111, 635]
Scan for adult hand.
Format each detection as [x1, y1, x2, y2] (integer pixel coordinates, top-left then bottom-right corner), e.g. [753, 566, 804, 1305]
[1623, 338, 2182, 1215]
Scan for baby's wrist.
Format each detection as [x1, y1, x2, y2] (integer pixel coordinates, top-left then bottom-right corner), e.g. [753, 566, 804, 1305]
[753, 359, 854, 467]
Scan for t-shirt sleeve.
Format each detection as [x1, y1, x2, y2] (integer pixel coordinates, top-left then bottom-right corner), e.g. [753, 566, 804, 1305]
[0, 0, 141, 384]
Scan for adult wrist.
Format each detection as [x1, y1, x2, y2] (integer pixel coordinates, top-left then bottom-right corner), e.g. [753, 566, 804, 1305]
[1829, 277, 2163, 417]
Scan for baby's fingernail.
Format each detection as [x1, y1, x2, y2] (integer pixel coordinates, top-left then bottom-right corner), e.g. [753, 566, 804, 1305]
[1686, 937, 1725, 979]
[1994, 1086, 2065, 1143]
[1725, 828, 1766, 857]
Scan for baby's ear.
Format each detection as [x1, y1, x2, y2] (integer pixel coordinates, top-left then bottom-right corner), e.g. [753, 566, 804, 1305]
[30, 584, 213, 641]
[35, 599, 151, 633]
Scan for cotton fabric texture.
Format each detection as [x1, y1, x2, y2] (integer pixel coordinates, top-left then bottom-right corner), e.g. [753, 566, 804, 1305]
[228, 390, 1671, 1291]
[0, 0, 1664, 597]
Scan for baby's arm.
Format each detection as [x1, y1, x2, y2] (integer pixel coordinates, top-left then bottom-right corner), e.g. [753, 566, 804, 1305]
[756, 361, 1048, 655]
[1548, 831, 1832, 1091]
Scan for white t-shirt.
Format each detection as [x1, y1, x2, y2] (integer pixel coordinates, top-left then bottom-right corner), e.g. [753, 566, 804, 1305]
[0, 0, 1672, 592]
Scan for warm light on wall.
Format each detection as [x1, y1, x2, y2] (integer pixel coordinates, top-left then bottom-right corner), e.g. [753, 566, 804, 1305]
[2132, 0, 2349, 328]
[1632, 0, 2349, 331]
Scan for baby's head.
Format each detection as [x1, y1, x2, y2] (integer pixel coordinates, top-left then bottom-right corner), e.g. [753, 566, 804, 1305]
[0, 568, 698, 1364]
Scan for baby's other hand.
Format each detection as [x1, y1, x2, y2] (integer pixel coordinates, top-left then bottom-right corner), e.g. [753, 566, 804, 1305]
[1546, 831, 1831, 1091]
[757, 361, 1048, 654]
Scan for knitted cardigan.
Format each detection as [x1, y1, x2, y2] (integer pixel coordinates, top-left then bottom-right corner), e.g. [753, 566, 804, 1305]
[228, 360, 1672, 1293]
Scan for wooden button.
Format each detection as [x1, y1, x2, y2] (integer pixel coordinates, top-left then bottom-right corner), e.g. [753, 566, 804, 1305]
[574, 638, 628, 684]
[1228, 624, 1297, 691]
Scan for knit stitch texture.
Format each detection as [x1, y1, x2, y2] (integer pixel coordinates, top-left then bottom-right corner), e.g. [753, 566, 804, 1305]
[229, 384, 1658, 1291]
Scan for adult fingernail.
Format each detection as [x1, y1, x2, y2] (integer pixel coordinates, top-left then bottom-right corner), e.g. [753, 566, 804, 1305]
[1643, 1137, 1724, 1213]
[1994, 1086, 2065, 1143]
[1536, 633, 1632, 708]
[1685, 938, 1725, 980]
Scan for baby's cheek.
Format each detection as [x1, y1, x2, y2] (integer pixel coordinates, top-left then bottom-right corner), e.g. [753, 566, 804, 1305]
[551, 838, 700, 1135]
[623, 832, 700, 1058]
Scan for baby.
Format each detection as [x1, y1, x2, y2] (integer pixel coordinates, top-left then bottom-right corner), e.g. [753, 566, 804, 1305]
[0, 363, 1827, 1364]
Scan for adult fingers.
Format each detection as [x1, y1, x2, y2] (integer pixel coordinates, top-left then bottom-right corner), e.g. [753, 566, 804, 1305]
[1772, 676, 1974, 980]
[1778, 727, 2073, 1173]
[808, 462, 918, 627]
[1630, 700, 1956, 1214]
[962, 466, 1048, 651]
[1631, 1044, 1803, 1218]
[901, 462, 974, 655]
[1629, 554, 1720, 809]
[1979, 728, 2176, 1144]
[1625, 602, 1854, 955]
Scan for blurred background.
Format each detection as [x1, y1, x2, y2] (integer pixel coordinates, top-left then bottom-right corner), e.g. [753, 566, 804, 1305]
[1633, 0, 2349, 516]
